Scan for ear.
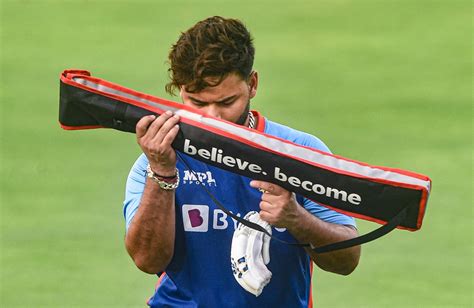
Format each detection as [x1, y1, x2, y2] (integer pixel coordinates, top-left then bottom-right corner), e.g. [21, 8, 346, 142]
[248, 71, 258, 99]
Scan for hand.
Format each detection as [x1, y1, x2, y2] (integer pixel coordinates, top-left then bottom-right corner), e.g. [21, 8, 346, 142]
[249, 181, 302, 228]
[136, 111, 180, 176]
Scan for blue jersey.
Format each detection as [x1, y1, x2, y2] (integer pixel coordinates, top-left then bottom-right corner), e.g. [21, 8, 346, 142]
[123, 112, 355, 307]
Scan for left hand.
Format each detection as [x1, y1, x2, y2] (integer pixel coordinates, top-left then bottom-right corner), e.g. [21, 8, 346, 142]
[249, 180, 302, 228]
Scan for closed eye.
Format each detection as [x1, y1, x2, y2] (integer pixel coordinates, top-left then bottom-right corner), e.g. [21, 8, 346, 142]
[219, 98, 237, 106]
[190, 100, 207, 108]
[188, 95, 238, 107]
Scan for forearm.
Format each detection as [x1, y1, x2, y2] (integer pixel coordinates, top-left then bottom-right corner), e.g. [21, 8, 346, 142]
[286, 206, 361, 275]
[125, 178, 176, 274]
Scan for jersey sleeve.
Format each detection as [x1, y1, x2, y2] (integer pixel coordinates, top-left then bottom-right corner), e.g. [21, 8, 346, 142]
[298, 134, 357, 228]
[123, 154, 148, 231]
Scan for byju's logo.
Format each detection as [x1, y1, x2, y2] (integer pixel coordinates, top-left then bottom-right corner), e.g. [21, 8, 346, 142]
[181, 205, 287, 233]
[182, 170, 217, 186]
[182, 205, 209, 232]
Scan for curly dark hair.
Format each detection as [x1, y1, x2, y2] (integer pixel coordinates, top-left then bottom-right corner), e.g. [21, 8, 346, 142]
[165, 16, 255, 95]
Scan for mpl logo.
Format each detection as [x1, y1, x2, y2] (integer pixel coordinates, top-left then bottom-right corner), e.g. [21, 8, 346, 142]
[182, 170, 217, 186]
[182, 204, 209, 232]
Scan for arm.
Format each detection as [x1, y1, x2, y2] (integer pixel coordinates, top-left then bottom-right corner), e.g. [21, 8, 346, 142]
[250, 181, 361, 275]
[124, 111, 181, 274]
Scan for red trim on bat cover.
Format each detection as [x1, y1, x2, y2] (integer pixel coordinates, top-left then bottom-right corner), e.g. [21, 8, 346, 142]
[59, 122, 105, 130]
[60, 71, 431, 183]
[59, 70, 431, 230]
[61, 70, 429, 190]
[61, 71, 430, 184]
[60, 85, 426, 229]
[417, 189, 429, 229]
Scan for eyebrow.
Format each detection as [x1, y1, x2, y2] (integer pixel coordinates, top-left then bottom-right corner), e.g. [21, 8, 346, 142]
[188, 95, 237, 105]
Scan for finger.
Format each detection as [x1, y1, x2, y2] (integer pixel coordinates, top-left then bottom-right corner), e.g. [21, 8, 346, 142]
[151, 114, 180, 144]
[260, 192, 282, 203]
[258, 210, 273, 224]
[136, 115, 156, 138]
[259, 200, 273, 212]
[161, 124, 180, 148]
[250, 180, 285, 196]
[145, 111, 174, 139]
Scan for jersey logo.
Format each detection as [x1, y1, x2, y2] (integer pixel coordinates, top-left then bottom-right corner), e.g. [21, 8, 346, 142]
[182, 170, 217, 186]
[181, 204, 287, 233]
[182, 204, 209, 232]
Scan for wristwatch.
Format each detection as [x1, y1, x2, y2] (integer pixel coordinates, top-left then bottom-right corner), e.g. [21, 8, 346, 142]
[146, 164, 180, 190]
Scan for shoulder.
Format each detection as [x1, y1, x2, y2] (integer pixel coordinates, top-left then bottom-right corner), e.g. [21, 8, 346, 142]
[263, 118, 331, 153]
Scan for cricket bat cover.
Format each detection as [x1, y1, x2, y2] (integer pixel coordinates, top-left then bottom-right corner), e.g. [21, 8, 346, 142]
[59, 69, 431, 251]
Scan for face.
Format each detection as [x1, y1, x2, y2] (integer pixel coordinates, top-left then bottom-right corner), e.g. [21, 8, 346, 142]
[180, 72, 258, 125]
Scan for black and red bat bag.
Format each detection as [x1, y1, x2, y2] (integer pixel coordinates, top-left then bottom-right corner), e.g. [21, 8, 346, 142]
[59, 69, 431, 253]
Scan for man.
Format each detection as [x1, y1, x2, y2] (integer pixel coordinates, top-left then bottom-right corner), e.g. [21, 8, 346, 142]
[123, 16, 360, 307]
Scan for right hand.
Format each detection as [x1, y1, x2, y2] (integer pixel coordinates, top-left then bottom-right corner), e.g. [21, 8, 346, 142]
[136, 111, 181, 176]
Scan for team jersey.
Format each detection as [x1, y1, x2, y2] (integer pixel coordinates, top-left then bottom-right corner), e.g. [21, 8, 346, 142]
[123, 111, 356, 307]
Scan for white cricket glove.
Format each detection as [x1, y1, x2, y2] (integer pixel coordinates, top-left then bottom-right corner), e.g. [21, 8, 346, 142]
[231, 211, 272, 296]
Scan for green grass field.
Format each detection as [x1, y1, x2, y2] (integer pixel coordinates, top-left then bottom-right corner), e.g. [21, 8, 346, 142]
[1, 0, 472, 307]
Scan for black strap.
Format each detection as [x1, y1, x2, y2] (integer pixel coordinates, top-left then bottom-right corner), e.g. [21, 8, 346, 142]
[176, 151, 408, 253]
[311, 207, 408, 253]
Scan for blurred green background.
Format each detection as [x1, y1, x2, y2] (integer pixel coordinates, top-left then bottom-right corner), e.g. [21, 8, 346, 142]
[1, 0, 472, 307]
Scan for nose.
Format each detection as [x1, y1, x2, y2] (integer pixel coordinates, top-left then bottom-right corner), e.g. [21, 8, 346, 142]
[204, 105, 222, 119]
